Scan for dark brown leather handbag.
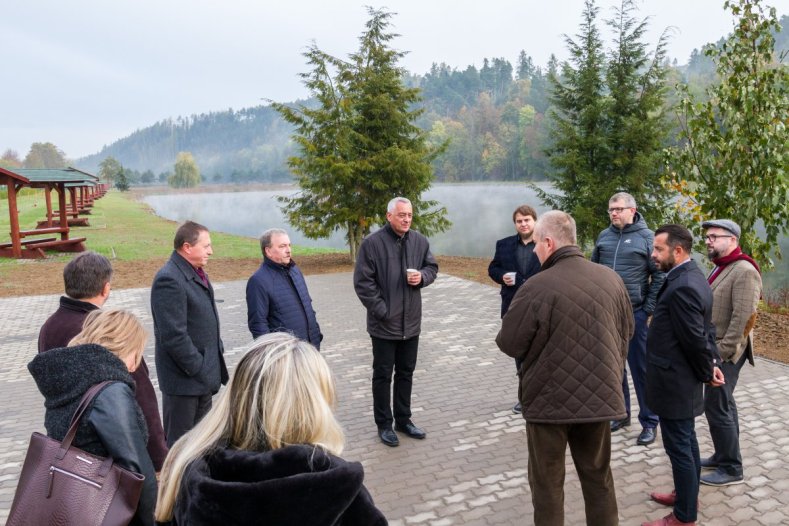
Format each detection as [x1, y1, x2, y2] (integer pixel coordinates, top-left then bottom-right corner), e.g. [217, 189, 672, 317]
[7, 381, 145, 526]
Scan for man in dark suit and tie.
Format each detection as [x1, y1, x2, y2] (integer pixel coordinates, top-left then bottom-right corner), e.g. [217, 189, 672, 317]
[643, 224, 724, 526]
[151, 220, 229, 446]
[488, 204, 541, 413]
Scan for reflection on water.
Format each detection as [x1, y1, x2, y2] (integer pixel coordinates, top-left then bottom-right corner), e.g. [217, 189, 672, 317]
[143, 183, 553, 258]
[143, 183, 787, 290]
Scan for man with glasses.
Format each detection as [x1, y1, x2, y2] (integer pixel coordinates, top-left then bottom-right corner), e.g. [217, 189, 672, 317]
[592, 192, 665, 446]
[698, 219, 761, 486]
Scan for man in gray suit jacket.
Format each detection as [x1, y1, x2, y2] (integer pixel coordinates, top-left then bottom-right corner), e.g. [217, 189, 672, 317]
[151, 221, 228, 446]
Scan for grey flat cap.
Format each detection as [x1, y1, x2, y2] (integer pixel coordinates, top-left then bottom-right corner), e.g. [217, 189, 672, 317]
[702, 219, 741, 238]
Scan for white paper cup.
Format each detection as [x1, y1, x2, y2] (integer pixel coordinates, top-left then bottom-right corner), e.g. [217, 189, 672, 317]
[504, 272, 516, 282]
[406, 268, 420, 277]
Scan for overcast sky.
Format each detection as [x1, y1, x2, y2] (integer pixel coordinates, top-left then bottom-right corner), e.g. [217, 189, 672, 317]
[2, 0, 787, 159]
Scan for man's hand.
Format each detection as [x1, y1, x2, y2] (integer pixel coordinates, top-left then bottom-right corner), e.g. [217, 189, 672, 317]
[407, 269, 422, 286]
[708, 366, 725, 387]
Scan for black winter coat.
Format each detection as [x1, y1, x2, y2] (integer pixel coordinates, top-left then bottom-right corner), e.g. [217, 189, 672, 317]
[591, 213, 665, 314]
[646, 260, 720, 420]
[246, 258, 322, 348]
[151, 251, 228, 397]
[353, 224, 438, 339]
[167, 444, 387, 526]
[28, 344, 157, 526]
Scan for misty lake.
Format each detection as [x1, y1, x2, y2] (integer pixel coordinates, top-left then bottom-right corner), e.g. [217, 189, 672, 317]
[144, 183, 787, 290]
[143, 183, 553, 258]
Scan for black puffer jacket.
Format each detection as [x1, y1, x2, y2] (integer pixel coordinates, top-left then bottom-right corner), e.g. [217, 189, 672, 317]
[28, 344, 157, 526]
[591, 212, 665, 314]
[353, 224, 438, 339]
[168, 444, 387, 526]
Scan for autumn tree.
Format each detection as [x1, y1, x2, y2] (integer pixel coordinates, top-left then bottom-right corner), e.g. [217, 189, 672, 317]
[274, 7, 448, 261]
[667, 0, 788, 267]
[23, 142, 67, 168]
[99, 156, 123, 183]
[0, 149, 22, 169]
[169, 152, 201, 188]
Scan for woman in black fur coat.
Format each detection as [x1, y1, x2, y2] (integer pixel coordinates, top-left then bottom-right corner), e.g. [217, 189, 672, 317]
[155, 332, 387, 526]
[28, 309, 157, 526]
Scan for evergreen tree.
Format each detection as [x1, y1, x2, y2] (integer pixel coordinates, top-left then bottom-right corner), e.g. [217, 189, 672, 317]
[538, 0, 609, 245]
[667, 0, 789, 267]
[275, 7, 448, 261]
[115, 169, 130, 192]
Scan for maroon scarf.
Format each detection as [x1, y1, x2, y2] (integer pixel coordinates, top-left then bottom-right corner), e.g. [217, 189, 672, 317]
[708, 246, 761, 284]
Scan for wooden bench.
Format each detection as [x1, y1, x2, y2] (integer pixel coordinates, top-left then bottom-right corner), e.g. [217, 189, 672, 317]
[25, 237, 87, 253]
[37, 218, 90, 228]
[18, 227, 69, 238]
[0, 237, 57, 249]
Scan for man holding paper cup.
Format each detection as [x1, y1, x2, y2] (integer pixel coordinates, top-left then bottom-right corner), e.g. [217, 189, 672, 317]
[354, 197, 439, 447]
[488, 204, 541, 413]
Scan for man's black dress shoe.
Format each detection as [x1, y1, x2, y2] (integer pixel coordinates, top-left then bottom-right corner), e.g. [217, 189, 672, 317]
[395, 421, 426, 439]
[637, 427, 657, 445]
[610, 418, 631, 432]
[378, 427, 399, 447]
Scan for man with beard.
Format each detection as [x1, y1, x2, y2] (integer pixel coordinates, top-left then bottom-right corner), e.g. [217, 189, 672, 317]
[698, 219, 761, 486]
[488, 205, 542, 413]
[644, 224, 723, 526]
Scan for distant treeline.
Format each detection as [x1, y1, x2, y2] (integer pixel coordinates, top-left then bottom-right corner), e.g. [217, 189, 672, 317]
[75, 16, 788, 184]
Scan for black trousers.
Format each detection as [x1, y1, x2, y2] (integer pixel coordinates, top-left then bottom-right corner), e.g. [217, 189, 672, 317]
[371, 336, 419, 428]
[704, 352, 748, 476]
[161, 392, 213, 447]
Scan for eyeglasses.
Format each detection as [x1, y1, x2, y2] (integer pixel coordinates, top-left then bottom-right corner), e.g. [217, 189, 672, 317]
[607, 207, 632, 214]
[705, 234, 733, 242]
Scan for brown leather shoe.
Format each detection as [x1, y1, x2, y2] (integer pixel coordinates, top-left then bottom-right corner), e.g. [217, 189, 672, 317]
[650, 490, 676, 506]
[641, 512, 696, 526]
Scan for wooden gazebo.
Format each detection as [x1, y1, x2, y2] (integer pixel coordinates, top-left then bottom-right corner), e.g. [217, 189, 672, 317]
[0, 167, 93, 258]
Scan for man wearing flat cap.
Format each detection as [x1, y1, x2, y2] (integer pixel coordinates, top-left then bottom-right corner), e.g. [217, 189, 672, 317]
[699, 219, 761, 486]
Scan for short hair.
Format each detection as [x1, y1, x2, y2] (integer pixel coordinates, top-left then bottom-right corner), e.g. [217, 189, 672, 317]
[259, 228, 288, 256]
[536, 210, 576, 247]
[387, 197, 412, 213]
[173, 220, 209, 250]
[69, 309, 147, 368]
[155, 332, 344, 521]
[609, 192, 637, 208]
[655, 224, 693, 253]
[63, 251, 113, 299]
[512, 205, 538, 223]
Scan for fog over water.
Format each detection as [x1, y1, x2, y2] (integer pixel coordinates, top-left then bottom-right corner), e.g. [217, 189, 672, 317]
[144, 183, 552, 258]
[144, 183, 787, 291]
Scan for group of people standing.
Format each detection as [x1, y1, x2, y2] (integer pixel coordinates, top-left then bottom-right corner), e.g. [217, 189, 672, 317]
[491, 193, 761, 526]
[26, 190, 761, 525]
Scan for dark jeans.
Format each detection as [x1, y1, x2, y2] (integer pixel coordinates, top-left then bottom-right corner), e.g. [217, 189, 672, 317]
[622, 309, 659, 428]
[704, 352, 748, 476]
[659, 417, 700, 523]
[526, 421, 618, 526]
[372, 336, 419, 428]
[162, 392, 213, 447]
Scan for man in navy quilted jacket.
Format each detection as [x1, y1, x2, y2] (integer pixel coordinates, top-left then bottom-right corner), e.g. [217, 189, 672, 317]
[592, 192, 665, 446]
[246, 228, 322, 349]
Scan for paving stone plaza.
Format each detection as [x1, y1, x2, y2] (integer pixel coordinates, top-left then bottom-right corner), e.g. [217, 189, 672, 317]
[1, 272, 787, 525]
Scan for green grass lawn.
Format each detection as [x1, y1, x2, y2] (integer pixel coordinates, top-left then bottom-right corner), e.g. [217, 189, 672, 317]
[0, 189, 338, 263]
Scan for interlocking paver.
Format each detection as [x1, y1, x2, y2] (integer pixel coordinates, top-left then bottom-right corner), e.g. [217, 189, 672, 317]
[0, 271, 787, 524]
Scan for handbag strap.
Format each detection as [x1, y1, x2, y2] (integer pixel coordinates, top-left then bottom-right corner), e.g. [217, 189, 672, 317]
[56, 380, 115, 460]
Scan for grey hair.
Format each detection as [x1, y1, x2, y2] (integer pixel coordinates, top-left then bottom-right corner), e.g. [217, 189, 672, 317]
[387, 197, 412, 213]
[259, 228, 288, 255]
[536, 211, 577, 248]
[609, 192, 637, 208]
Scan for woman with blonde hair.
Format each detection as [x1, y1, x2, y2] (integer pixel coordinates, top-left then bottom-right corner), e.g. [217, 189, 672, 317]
[155, 332, 386, 525]
[28, 309, 157, 525]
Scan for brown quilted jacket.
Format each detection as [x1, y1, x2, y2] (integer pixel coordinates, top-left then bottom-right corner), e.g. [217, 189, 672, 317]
[496, 246, 634, 424]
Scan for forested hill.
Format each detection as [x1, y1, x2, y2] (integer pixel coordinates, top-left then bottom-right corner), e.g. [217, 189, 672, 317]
[75, 16, 788, 183]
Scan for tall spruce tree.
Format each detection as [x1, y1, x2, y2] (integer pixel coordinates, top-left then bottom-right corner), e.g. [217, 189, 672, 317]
[275, 7, 448, 261]
[667, 0, 788, 267]
[537, 0, 672, 246]
[537, 0, 609, 245]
